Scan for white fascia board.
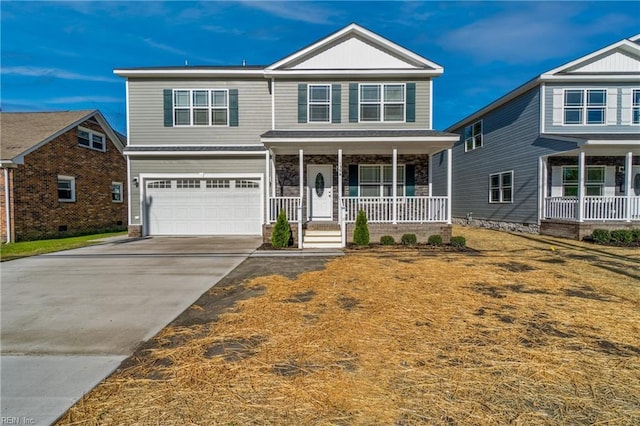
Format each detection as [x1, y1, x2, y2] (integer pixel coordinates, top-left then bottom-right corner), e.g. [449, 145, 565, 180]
[0, 160, 18, 168]
[261, 136, 459, 144]
[542, 39, 640, 77]
[113, 69, 265, 78]
[266, 23, 443, 72]
[540, 75, 640, 82]
[264, 69, 443, 78]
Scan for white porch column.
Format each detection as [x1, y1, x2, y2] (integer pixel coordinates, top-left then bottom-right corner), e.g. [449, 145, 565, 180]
[626, 151, 633, 222]
[539, 157, 547, 222]
[447, 148, 452, 225]
[270, 151, 276, 197]
[392, 147, 398, 224]
[298, 149, 304, 248]
[428, 154, 433, 197]
[338, 148, 343, 219]
[577, 151, 585, 222]
[265, 150, 270, 224]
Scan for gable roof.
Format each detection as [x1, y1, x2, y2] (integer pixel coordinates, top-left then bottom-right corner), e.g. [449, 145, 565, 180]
[446, 34, 640, 132]
[0, 110, 125, 163]
[265, 23, 443, 77]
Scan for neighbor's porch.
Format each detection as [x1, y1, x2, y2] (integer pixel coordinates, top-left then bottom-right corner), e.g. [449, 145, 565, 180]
[260, 130, 458, 248]
[540, 147, 640, 240]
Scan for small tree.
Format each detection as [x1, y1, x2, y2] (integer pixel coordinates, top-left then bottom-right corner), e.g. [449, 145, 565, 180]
[353, 209, 370, 246]
[271, 209, 291, 248]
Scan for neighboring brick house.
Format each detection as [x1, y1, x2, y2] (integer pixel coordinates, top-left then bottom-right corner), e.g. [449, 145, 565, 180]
[0, 110, 127, 242]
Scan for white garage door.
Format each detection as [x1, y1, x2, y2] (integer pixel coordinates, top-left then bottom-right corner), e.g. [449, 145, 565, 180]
[145, 178, 262, 235]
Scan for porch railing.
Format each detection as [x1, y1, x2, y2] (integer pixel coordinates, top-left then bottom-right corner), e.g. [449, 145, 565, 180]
[544, 196, 640, 221]
[341, 196, 448, 223]
[268, 197, 301, 223]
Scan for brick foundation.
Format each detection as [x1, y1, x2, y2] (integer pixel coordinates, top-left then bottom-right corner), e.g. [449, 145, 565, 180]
[540, 220, 640, 240]
[262, 223, 300, 247]
[346, 223, 452, 244]
[128, 225, 143, 238]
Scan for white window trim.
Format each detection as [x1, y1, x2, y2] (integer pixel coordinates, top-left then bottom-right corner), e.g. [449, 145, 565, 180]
[307, 84, 332, 123]
[78, 126, 106, 152]
[173, 89, 229, 127]
[562, 88, 608, 126]
[633, 89, 640, 125]
[358, 83, 406, 123]
[358, 164, 406, 198]
[111, 182, 123, 203]
[489, 171, 513, 204]
[58, 175, 76, 202]
[561, 165, 605, 197]
[464, 120, 483, 152]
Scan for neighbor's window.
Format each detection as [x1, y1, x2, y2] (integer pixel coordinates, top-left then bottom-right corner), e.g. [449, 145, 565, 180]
[633, 89, 640, 125]
[359, 165, 405, 197]
[489, 171, 513, 203]
[359, 84, 405, 122]
[564, 89, 606, 125]
[58, 176, 76, 202]
[308, 84, 331, 123]
[173, 89, 228, 126]
[562, 166, 605, 196]
[464, 120, 483, 151]
[111, 182, 123, 203]
[77, 127, 105, 151]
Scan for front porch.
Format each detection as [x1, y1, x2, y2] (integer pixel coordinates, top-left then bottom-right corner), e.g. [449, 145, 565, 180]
[540, 146, 640, 240]
[260, 130, 458, 248]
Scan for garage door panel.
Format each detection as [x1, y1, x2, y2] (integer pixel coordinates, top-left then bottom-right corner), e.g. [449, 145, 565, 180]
[146, 179, 261, 236]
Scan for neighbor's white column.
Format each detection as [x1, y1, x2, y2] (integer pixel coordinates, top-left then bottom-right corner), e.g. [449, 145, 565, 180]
[447, 148, 452, 224]
[392, 147, 398, 224]
[265, 150, 270, 224]
[338, 148, 343, 221]
[577, 151, 585, 222]
[626, 151, 633, 222]
[428, 153, 433, 197]
[298, 148, 304, 248]
[271, 152, 276, 197]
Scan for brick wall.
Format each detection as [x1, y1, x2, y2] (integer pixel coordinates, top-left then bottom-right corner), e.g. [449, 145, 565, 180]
[541, 220, 640, 241]
[10, 119, 127, 241]
[346, 223, 452, 244]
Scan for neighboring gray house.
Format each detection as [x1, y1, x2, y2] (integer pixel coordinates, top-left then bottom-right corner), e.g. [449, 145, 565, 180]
[434, 34, 640, 240]
[115, 24, 459, 247]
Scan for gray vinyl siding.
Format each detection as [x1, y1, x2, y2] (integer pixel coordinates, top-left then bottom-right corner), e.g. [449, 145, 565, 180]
[439, 87, 577, 224]
[543, 82, 640, 133]
[127, 78, 271, 145]
[274, 79, 431, 129]
[128, 156, 265, 224]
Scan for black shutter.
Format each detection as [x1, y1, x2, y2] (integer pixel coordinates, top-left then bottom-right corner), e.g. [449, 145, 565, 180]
[229, 89, 239, 127]
[349, 83, 358, 123]
[298, 84, 307, 123]
[331, 84, 341, 123]
[406, 83, 416, 123]
[163, 89, 173, 127]
[405, 164, 415, 196]
[348, 164, 359, 196]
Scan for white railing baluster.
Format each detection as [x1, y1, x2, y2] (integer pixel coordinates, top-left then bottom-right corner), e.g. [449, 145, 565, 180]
[268, 197, 301, 223]
[545, 196, 640, 221]
[339, 196, 448, 223]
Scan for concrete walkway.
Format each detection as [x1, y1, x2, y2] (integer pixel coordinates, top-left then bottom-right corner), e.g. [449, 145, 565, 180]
[1, 236, 261, 425]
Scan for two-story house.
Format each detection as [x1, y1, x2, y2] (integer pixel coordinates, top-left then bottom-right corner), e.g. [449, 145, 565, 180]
[115, 24, 459, 247]
[434, 34, 640, 240]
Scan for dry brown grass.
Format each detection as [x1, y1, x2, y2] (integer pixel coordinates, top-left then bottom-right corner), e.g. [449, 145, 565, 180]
[59, 226, 640, 425]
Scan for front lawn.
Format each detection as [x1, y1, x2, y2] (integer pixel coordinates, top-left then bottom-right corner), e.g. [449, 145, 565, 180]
[1, 231, 127, 261]
[59, 226, 640, 424]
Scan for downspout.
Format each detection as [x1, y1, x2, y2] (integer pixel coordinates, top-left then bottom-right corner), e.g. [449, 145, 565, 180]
[4, 167, 12, 243]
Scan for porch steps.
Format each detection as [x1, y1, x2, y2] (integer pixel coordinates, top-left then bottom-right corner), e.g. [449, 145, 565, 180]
[303, 229, 342, 249]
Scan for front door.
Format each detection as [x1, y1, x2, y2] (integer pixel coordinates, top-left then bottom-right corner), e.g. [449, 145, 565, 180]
[308, 165, 333, 221]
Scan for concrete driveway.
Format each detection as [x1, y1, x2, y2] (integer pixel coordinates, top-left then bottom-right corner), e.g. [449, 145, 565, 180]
[1, 236, 261, 425]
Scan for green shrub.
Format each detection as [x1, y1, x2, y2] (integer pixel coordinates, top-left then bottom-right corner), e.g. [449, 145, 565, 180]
[591, 229, 611, 245]
[271, 210, 291, 248]
[450, 236, 467, 248]
[401, 233, 417, 246]
[632, 228, 640, 243]
[353, 209, 370, 246]
[380, 235, 395, 245]
[610, 229, 633, 245]
[427, 234, 442, 246]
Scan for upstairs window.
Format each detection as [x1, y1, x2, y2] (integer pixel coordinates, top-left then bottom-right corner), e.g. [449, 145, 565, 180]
[634, 89, 640, 125]
[173, 89, 228, 126]
[562, 166, 605, 197]
[308, 85, 331, 123]
[564, 89, 606, 125]
[359, 84, 405, 122]
[464, 120, 483, 151]
[78, 127, 105, 151]
[489, 171, 513, 203]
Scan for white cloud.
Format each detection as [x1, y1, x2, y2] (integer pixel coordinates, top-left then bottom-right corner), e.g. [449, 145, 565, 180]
[237, 0, 341, 25]
[142, 38, 189, 56]
[1, 66, 117, 83]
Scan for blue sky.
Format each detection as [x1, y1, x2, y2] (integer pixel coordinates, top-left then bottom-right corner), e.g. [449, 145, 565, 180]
[2, 1, 639, 134]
